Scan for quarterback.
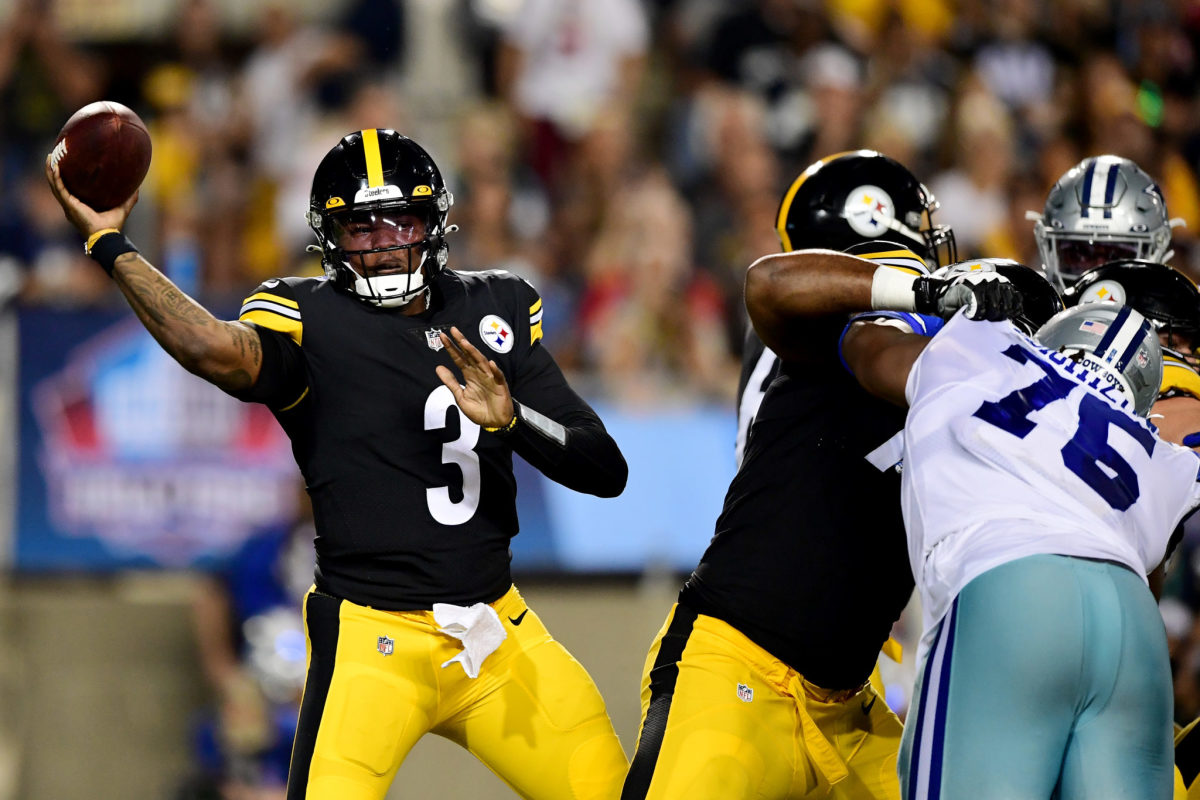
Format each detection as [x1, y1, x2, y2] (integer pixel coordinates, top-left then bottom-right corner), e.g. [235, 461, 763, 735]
[46, 129, 631, 800]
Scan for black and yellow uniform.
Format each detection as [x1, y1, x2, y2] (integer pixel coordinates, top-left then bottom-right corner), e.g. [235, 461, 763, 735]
[237, 267, 629, 800]
[621, 247, 933, 800]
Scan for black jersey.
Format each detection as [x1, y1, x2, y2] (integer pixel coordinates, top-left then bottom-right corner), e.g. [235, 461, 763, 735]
[685, 248, 932, 690]
[234, 268, 626, 610]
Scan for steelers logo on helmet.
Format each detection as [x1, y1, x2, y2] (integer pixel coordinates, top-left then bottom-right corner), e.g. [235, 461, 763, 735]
[479, 315, 515, 354]
[1077, 279, 1127, 307]
[844, 185, 896, 238]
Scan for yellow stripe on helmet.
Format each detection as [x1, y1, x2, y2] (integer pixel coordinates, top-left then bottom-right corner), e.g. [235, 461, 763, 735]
[362, 128, 384, 188]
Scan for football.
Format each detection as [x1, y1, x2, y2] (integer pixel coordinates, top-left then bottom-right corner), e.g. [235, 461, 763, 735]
[50, 101, 152, 211]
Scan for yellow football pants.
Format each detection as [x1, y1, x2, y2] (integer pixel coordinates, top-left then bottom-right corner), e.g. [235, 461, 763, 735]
[621, 603, 903, 799]
[288, 585, 628, 800]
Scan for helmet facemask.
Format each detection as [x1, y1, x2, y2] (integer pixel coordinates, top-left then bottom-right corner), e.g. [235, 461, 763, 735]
[310, 196, 451, 308]
[914, 191, 958, 268]
[1034, 227, 1168, 289]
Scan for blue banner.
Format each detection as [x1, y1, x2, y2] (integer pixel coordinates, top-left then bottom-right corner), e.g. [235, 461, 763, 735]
[16, 307, 737, 573]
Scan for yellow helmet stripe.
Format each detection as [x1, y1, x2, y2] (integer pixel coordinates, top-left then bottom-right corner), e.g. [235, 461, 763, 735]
[775, 150, 863, 251]
[362, 128, 384, 188]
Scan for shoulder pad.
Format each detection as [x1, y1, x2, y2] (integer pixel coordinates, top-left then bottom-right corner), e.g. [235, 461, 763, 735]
[855, 247, 930, 275]
[239, 278, 303, 345]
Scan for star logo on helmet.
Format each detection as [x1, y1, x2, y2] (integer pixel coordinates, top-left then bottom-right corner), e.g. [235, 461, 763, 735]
[844, 184, 896, 238]
[1080, 280, 1126, 307]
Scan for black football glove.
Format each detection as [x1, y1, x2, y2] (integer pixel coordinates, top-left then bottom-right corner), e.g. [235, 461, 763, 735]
[913, 273, 1024, 322]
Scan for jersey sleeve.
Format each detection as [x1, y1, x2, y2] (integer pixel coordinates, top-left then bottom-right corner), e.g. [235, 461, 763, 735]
[833, 246, 942, 371]
[500, 277, 628, 497]
[837, 312, 943, 374]
[229, 280, 308, 409]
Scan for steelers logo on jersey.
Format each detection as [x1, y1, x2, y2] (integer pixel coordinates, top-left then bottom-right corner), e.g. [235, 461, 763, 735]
[843, 184, 896, 237]
[1077, 279, 1127, 307]
[479, 315, 515, 353]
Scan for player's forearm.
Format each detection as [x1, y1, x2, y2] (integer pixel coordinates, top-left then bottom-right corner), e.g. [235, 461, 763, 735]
[111, 251, 261, 392]
[744, 250, 880, 360]
[504, 405, 628, 497]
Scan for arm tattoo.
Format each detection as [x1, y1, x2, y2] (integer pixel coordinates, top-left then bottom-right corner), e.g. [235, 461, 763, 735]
[111, 253, 258, 388]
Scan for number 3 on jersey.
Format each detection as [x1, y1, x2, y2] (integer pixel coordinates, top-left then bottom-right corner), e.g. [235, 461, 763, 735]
[425, 385, 481, 525]
[973, 344, 1156, 511]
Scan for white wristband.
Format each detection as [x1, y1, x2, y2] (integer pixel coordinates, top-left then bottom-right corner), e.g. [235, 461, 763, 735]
[870, 266, 918, 311]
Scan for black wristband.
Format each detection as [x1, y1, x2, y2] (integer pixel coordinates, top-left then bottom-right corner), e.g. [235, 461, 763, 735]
[88, 232, 138, 276]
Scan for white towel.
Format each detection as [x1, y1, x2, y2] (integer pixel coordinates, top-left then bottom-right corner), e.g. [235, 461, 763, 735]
[433, 602, 508, 679]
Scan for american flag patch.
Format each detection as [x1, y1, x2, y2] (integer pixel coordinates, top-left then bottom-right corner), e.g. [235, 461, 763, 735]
[1080, 319, 1108, 335]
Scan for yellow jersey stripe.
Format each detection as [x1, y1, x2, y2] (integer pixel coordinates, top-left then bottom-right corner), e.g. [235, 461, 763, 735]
[529, 298, 542, 314]
[278, 386, 310, 412]
[240, 308, 303, 345]
[242, 291, 299, 310]
[362, 128, 384, 188]
[856, 249, 927, 268]
[531, 321, 543, 344]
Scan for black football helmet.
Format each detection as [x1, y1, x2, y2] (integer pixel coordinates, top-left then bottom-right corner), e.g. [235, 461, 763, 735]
[1063, 260, 1200, 354]
[307, 129, 453, 308]
[775, 150, 956, 267]
[935, 258, 1063, 334]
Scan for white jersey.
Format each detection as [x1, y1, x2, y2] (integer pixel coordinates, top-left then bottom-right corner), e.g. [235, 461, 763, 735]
[902, 312, 1200, 634]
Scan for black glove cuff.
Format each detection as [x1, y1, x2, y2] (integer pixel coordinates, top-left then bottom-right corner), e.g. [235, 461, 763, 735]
[911, 276, 940, 315]
[88, 232, 139, 276]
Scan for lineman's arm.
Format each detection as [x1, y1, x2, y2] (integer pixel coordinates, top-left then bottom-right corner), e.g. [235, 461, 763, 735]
[841, 319, 932, 408]
[745, 249, 1016, 363]
[745, 250, 888, 362]
[45, 156, 261, 393]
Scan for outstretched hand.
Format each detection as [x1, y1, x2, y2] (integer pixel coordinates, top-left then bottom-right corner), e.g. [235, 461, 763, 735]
[44, 153, 138, 239]
[435, 326, 515, 429]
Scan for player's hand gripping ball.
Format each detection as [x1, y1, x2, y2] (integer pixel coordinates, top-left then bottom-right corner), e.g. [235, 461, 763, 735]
[49, 101, 152, 211]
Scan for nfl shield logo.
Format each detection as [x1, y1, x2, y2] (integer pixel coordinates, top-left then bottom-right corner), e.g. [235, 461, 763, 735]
[425, 329, 445, 351]
[736, 683, 753, 702]
[377, 635, 394, 656]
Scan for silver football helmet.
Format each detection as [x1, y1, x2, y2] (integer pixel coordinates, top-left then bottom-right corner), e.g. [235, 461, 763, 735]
[1032, 156, 1175, 290]
[1034, 304, 1163, 417]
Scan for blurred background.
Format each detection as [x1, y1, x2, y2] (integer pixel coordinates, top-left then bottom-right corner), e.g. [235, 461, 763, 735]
[4, 0, 1200, 797]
